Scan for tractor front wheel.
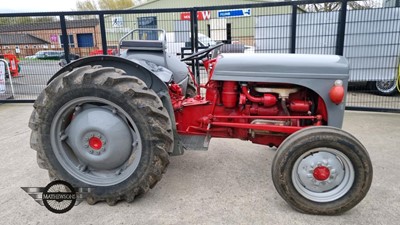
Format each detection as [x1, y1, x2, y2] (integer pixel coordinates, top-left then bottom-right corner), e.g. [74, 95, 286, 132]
[29, 65, 173, 205]
[271, 126, 373, 215]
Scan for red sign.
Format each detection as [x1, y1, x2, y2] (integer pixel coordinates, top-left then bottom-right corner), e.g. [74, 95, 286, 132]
[180, 11, 211, 21]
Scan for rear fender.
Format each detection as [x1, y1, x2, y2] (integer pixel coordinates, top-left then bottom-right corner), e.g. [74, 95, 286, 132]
[48, 56, 183, 155]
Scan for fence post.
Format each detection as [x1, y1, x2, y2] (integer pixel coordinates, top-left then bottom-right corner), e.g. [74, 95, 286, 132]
[290, 5, 297, 54]
[99, 13, 108, 55]
[190, 8, 200, 85]
[60, 15, 70, 63]
[189, 9, 195, 81]
[336, 0, 348, 56]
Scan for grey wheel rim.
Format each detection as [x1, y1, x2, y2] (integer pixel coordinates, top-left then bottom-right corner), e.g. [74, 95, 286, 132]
[375, 80, 397, 94]
[50, 97, 142, 186]
[292, 148, 355, 202]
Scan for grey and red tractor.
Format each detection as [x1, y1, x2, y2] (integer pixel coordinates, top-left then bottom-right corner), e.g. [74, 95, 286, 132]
[29, 29, 372, 215]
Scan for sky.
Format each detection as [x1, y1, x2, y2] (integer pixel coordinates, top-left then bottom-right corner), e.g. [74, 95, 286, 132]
[0, 0, 79, 13]
[0, 0, 386, 13]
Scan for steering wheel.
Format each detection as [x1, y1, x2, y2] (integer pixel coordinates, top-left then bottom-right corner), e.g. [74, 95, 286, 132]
[181, 43, 224, 61]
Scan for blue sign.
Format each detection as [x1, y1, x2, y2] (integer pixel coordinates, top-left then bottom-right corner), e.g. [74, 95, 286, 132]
[217, 8, 251, 18]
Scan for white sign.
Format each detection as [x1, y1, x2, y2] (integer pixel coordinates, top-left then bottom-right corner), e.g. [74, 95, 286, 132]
[0, 63, 5, 94]
[112, 17, 124, 28]
[106, 27, 131, 33]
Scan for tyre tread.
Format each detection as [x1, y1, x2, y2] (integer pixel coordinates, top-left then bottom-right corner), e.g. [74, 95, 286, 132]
[29, 65, 172, 205]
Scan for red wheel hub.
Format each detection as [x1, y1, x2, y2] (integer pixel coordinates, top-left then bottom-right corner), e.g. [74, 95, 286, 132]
[313, 166, 330, 181]
[89, 137, 103, 150]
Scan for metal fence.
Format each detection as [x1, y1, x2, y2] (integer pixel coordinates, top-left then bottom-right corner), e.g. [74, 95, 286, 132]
[0, 0, 399, 112]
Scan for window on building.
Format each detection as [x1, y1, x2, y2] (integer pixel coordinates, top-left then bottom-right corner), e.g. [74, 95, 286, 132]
[138, 17, 158, 40]
[77, 33, 94, 47]
[59, 34, 75, 48]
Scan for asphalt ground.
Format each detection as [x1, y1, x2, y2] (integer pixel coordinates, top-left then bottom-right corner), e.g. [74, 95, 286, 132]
[0, 103, 399, 224]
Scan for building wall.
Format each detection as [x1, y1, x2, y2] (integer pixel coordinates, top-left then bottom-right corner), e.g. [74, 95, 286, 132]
[0, 26, 102, 57]
[104, 4, 292, 47]
[1, 44, 45, 57]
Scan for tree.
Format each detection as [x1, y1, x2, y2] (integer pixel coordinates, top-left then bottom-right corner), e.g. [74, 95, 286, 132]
[299, 0, 380, 12]
[76, 0, 98, 11]
[0, 17, 57, 25]
[98, 0, 135, 10]
[76, 0, 135, 11]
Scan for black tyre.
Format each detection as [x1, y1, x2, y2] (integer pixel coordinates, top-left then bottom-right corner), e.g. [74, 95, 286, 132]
[271, 126, 373, 215]
[29, 65, 173, 205]
[368, 79, 399, 96]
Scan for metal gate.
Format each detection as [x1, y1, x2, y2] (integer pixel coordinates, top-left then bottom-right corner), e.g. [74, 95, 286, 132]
[0, 0, 399, 112]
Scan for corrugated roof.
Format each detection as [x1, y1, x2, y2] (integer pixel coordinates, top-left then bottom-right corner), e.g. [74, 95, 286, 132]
[0, 33, 49, 45]
[0, 19, 99, 33]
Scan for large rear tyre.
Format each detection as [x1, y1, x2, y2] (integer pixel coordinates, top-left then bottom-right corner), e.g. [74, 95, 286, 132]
[271, 126, 373, 215]
[29, 65, 173, 205]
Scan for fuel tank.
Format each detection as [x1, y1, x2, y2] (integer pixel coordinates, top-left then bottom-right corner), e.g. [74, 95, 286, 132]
[212, 53, 349, 82]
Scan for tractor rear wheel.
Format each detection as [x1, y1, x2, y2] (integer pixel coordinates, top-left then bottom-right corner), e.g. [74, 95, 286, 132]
[29, 65, 173, 205]
[271, 126, 373, 215]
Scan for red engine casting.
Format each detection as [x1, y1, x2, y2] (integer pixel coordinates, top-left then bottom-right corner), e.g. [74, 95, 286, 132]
[172, 80, 325, 147]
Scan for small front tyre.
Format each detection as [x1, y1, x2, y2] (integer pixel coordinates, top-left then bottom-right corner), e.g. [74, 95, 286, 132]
[271, 126, 373, 215]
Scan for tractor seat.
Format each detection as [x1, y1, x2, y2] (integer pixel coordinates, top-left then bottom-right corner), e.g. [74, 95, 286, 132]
[120, 40, 165, 52]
